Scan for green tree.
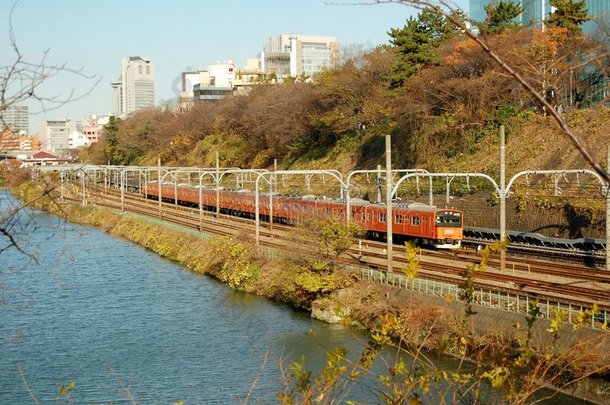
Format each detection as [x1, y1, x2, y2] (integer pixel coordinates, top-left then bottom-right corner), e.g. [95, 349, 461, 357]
[101, 116, 122, 164]
[476, 0, 524, 35]
[546, 0, 591, 36]
[387, 7, 463, 89]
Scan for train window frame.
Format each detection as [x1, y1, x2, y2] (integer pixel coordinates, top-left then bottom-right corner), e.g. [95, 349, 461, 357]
[413, 216, 420, 226]
[394, 214, 403, 224]
[380, 213, 386, 223]
[435, 211, 462, 227]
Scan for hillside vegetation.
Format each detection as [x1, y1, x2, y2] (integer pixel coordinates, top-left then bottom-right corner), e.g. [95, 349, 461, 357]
[85, 7, 610, 182]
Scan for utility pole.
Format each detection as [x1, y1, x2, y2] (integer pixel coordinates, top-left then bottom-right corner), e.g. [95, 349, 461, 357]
[157, 157, 162, 218]
[500, 125, 506, 272]
[385, 135, 393, 274]
[216, 151, 220, 220]
[606, 146, 610, 270]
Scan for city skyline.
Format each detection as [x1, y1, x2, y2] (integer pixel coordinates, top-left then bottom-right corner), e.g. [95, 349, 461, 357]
[0, 0, 469, 132]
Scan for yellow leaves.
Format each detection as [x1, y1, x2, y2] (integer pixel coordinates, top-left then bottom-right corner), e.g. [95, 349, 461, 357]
[371, 314, 399, 347]
[573, 304, 600, 331]
[56, 380, 76, 399]
[408, 395, 422, 405]
[482, 367, 510, 388]
[219, 240, 258, 290]
[450, 372, 472, 385]
[318, 216, 364, 258]
[403, 240, 420, 280]
[546, 308, 566, 335]
[418, 374, 431, 394]
[514, 347, 532, 367]
[458, 336, 469, 357]
[294, 272, 337, 294]
[476, 240, 508, 272]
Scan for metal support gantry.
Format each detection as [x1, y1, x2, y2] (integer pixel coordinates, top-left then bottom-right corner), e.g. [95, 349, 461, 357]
[33, 136, 610, 270]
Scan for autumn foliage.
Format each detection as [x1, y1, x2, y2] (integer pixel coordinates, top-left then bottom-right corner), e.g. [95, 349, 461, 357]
[86, 11, 609, 172]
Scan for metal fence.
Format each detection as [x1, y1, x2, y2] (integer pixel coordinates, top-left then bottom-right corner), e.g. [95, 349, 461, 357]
[350, 265, 609, 331]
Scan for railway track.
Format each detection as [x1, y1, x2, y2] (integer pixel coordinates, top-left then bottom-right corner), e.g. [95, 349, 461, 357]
[64, 185, 610, 311]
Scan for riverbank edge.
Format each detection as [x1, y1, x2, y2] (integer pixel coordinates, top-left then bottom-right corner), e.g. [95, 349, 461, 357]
[10, 182, 610, 404]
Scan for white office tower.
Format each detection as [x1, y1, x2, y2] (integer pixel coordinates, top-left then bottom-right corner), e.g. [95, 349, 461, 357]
[111, 56, 155, 116]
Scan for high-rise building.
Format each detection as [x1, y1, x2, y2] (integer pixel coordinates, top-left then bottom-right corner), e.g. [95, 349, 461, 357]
[583, 0, 610, 33]
[260, 34, 339, 79]
[111, 56, 155, 116]
[469, 0, 610, 33]
[1, 104, 29, 134]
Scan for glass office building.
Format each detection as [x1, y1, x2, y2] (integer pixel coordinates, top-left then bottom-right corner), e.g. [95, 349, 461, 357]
[469, 0, 608, 33]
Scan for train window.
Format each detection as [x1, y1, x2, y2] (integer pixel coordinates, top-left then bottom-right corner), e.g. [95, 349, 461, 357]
[380, 213, 386, 223]
[367, 213, 372, 221]
[394, 215, 403, 224]
[413, 216, 420, 226]
[435, 211, 462, 227]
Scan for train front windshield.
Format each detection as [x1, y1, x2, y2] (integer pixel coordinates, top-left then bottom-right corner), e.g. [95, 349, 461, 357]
[436, 211, 462, 227]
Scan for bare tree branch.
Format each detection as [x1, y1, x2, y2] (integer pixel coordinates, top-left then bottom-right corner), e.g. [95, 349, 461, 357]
[0, 0, 102, 127]
[17, 366, 41, 405]
[0, 182, 61, 263]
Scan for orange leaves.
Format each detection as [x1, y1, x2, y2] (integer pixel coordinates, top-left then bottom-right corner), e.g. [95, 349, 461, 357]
[442, 38, 479, 65]
[529, 27, 569, 59]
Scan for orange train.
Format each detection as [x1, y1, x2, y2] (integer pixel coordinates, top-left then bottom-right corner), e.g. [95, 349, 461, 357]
[144, 182, 464, 249]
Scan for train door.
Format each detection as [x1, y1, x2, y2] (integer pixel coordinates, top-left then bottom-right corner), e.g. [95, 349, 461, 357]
[422, 213, 433, 239]
[393, 210, 405, 236]
[411, 215, 421, 238]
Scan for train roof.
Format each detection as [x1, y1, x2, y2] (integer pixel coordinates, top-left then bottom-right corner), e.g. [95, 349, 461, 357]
[151, 183, 462, 212]
[367, 202, 461, 213]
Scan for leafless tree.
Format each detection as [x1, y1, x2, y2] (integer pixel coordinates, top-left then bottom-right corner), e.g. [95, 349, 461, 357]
[1, 0, 99, 257]
[0, 1, 101, 124]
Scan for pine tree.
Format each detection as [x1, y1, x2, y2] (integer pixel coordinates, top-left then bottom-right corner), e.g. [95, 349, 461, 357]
[387, 8, 463, 89]
[546, 0, 591, 36]
[476, 0, 524, 35]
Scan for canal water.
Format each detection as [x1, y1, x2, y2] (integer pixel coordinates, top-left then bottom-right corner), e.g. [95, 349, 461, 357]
[0, 191, 589, 404]
[0, 191, 374, 403]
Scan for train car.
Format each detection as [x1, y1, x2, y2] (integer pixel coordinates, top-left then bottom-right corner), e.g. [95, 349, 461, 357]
[144, 182, 463, 249]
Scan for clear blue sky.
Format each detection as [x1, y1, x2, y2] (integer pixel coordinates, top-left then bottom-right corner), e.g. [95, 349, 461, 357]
[0, 0, 469, 132]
